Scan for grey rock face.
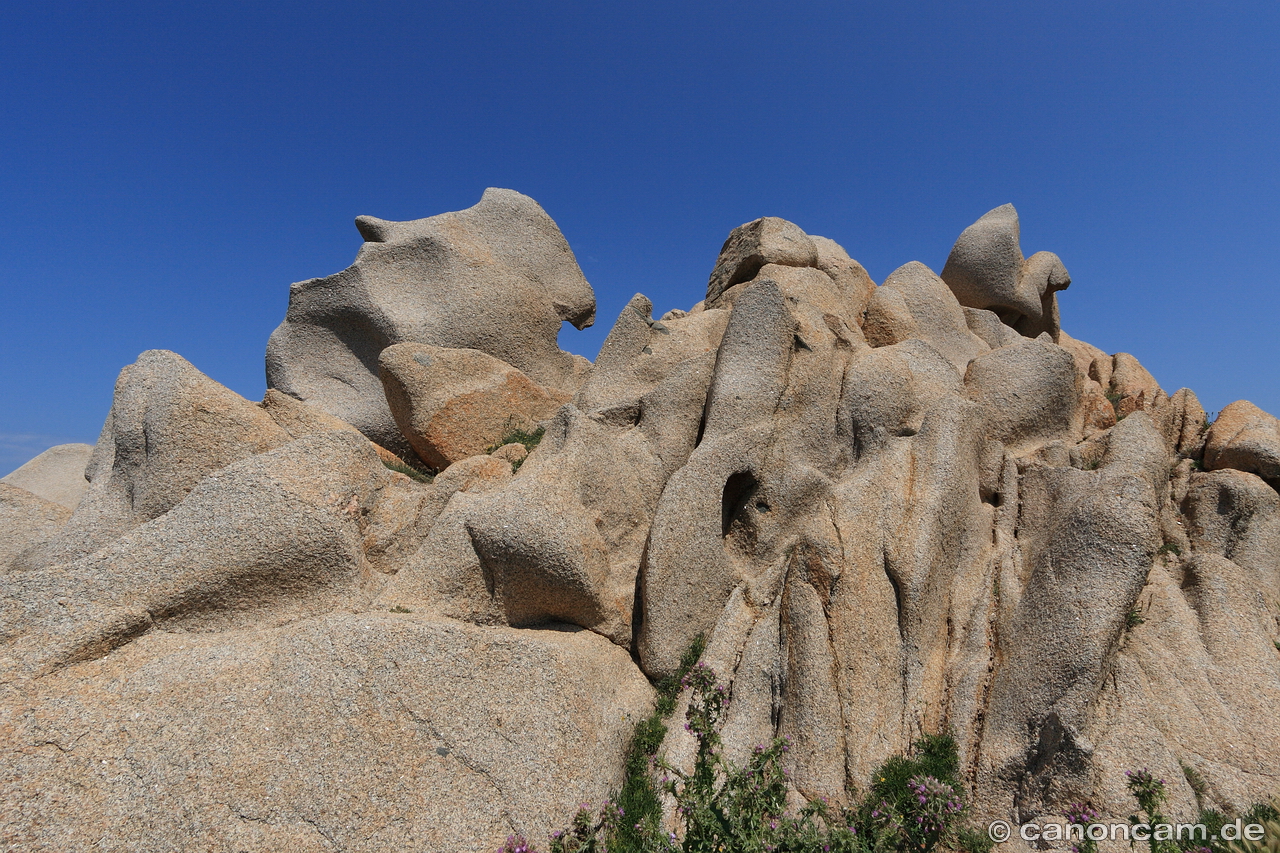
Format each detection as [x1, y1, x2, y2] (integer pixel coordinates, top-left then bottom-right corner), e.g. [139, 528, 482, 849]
[266, 188, 595, 460]
[0, 443, 93, 510]
[941, 204, 1071, 340]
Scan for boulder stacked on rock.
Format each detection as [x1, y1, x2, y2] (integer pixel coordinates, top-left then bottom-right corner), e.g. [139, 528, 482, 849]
[940, 203, 1071, 340]
[3, 194, 1278, 853]
[265, 187, 596, 462]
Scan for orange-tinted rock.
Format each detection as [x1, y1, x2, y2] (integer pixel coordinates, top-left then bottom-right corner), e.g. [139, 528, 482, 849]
[379, 343, 567, 471]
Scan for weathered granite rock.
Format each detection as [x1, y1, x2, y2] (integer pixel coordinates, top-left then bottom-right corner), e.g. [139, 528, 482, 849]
[0, 430, 390, 677]
[941, 204, 1071, 340]
[963, 306, 1024, 350]
[0, 485, 70, 572]
[0, 615, 652, 853]
[489, 441, 529, 466]
[880, 261, 989, 373]
[1204, 400, 1280, 488]
[260, 387, 367, 439]
[706, 217, 818, 308]
[964, 337, 1081, 453]
[1183, 468, 1280, 600]
[5, 199, 1280, 852]
[811, 234, 877, 320]
[379, 342, 568, 471]
[0, 444, 93, 510]
[13, 351, 291, 572]
[704, 217, 874, 331]
[1110, 352, 1167, 418]
[863, 283, 919, 347]
[266, 188, 595, 459]
[379, 293, 725, 646]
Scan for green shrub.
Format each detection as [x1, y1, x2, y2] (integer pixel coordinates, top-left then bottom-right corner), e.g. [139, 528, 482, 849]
[534, 651, 982, 853]
[607, 635, 706, 853]
[1181, 762, 1208, 808]
[1126, 769, 1175, 853]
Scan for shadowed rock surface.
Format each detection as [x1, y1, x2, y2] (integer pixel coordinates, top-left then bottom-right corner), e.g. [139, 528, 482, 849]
[2, 197, 1278, 852]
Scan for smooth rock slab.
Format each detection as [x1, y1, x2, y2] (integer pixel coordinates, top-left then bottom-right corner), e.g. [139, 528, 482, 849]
[0, 444, 93, 510]
[0, 614, 653, 853]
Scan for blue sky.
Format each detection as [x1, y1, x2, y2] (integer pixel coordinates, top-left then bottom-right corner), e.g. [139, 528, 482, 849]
[2, 1, 1277, 475]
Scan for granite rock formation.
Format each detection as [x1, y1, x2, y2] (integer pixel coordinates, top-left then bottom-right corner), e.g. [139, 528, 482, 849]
[2, 193, 1278, 852]
[265, 188, 595, 461]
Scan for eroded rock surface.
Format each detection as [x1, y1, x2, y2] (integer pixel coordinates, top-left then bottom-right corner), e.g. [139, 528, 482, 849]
[0, 615, 651, 853]
[3, 197, 1278, 852]
[265, 188, 595, 460]
[941, 203, 1071, 340]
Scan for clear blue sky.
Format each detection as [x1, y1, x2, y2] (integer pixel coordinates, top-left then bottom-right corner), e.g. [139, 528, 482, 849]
[3, 1, 1278, 475]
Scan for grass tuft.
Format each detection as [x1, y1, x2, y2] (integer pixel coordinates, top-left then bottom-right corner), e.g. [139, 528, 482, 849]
[382, 457, 433, 483]
[486, 420, 547, 471]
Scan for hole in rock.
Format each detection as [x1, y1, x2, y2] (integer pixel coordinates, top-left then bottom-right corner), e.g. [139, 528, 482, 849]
[722, 471, 759, 538]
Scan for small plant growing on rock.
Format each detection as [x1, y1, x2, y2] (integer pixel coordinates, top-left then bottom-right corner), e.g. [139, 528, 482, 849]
[487, 420, 546, 455]
[1127, 609, 1147, 629]
[1127, 769, 1173, 853]
[534, 649, 984, 853]
[1181, 762, 1208, 809]
[1064, 802, 1101, 853]
[382, 456, 433, 483]
[499, 835, 538, 853]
